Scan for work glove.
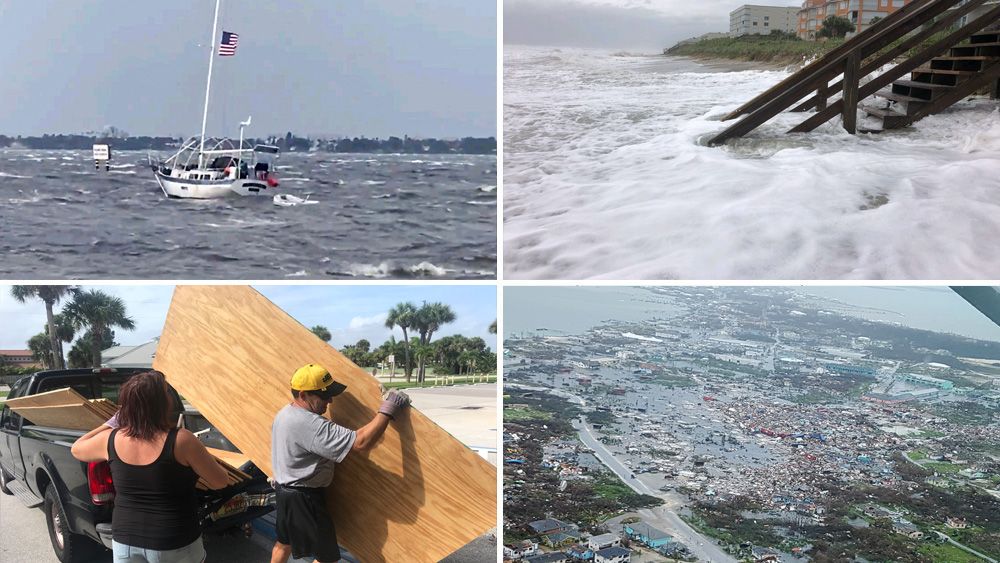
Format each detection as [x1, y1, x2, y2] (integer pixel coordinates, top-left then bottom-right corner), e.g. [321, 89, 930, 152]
[105, 413, 121, 429]
[378, 390, 411, 420]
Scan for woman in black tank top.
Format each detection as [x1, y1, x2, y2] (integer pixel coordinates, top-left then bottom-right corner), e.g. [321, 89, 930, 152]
[71, 371, 231, 563]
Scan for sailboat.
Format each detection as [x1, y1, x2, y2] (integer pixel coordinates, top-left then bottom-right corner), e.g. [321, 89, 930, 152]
[149, 0, 281, 199]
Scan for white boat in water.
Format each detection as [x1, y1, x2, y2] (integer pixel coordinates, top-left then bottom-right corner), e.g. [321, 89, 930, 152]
[149, 0, 283, 199]
[273, 193, 318, 207]
[152, 137, 280, 199]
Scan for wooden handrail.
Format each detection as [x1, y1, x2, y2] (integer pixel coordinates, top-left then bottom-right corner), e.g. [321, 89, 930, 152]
[707, 0, 972, 146]
[720, 0, 939, 121]
[788, 4, 1000, 133]
[791, 0, 990, 113]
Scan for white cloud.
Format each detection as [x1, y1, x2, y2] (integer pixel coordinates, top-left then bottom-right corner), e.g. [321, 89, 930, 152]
[348, 312, 389, 330]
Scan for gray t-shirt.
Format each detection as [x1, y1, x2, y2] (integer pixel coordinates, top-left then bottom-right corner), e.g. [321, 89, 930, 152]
[271, 404, 357, 487]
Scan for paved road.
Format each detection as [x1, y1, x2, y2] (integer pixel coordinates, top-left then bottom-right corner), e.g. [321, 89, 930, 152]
[932, 531, 998, 563]
[0, 491, 275, 563]
[1, 492, 496, 562]
[575, 418, 737, 563]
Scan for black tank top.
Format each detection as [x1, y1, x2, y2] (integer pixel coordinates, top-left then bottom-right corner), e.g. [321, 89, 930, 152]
[108, 428, 201, 550]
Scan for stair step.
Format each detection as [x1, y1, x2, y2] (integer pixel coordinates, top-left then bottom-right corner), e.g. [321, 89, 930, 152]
[894, 80, 954, 91]
[7, 480, 43, 508]
[874, 89, 927, 104]
[914, 67, 977, 75]
[969, 33, 1000, 44]
[933, 56, 992, 62]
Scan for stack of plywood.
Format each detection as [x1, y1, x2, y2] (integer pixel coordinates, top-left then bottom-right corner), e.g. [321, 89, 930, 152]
[5, 387, 118, 431]
[201, 447, 252, 490]
[154, 285, 497, 563]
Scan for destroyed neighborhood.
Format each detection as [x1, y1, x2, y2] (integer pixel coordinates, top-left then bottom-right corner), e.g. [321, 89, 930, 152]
[504, 287, 1000, 563]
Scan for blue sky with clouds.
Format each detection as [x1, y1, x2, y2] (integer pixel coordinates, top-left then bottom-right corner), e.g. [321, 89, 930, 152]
[0, 0, 496, 138]
[505, 0, 803, 50]
[0, 285, 497, 351]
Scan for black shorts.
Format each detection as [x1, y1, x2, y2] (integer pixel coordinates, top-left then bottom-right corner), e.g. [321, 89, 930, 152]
[275, 485, 340, 562]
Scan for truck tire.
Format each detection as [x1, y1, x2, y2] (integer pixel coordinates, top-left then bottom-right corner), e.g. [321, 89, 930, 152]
[44, 486, 101, 563]
[0, 466, 13, 495]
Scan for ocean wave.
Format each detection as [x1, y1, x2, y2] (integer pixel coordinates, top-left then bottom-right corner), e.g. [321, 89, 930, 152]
[0, 172, 32, 179]
[333, 261, 451, 278]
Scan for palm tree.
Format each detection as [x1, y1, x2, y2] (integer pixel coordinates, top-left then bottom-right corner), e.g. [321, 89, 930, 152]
[63, 290, 136, 368]
[28, 333, 54, 368]
[458, 350, 476, 377]
[414, 302, 456, 383]
[11, 285, 77, 369]
[385, 302, 417, 382]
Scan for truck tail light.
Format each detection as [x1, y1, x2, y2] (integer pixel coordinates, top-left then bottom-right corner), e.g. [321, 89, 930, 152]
[87, 462, 115, 505]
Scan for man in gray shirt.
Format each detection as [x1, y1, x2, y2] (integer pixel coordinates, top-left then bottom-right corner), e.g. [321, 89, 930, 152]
[270, 363, 410, 563]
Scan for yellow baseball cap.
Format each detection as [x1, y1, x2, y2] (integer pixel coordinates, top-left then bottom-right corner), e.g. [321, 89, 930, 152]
[291, 363, 347, 398]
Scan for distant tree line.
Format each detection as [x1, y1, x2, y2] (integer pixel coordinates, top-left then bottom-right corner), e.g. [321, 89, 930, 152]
[309, 302, 497, 382]
[0, 133, 497, 155]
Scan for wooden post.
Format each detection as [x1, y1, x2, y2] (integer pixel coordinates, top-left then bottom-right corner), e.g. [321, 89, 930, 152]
[991, 77, 999, 99]
[816, 81, 828, 111]
[842, 52, 861, 134]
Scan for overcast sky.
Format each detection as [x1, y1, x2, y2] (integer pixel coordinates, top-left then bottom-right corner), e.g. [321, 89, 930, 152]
[504, 0, 803, 51]
[0, 0, 495, 138]
[0, 285, 497, 352]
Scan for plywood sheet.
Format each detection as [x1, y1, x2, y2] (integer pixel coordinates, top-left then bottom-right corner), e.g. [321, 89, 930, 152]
[9, 404, 106, 431]
[5, 387, 90, 409]
[205, 447, 250, 470]
[153, 286, 496, 563]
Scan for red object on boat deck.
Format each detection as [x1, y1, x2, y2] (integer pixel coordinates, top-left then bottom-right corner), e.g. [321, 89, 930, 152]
[267, 177, 279, 187]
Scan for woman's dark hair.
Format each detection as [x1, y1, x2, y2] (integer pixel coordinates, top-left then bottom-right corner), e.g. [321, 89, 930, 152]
[118, 370, 174, 441]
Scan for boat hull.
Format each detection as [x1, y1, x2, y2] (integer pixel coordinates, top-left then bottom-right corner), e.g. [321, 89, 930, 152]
[154, 171, 271, 199]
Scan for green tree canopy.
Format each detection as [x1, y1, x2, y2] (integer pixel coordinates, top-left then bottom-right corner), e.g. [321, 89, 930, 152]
[820, 15, 855, 38]
[413, 302, 456, 382]
[311, 325, 332, 342]
[62, 290, 135, 368]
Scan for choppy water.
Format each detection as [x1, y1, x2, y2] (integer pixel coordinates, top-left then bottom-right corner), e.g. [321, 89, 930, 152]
[0, 150, 496, 279]
[504, 45, 1000, 280]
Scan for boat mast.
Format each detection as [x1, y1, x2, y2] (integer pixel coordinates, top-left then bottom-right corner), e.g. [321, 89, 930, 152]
[199, 0, 222, 169]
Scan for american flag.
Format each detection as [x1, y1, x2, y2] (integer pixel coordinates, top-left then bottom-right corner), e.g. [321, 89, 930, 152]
[219, 31, 239, 56]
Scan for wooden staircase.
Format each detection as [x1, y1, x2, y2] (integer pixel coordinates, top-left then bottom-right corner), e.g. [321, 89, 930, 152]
[861, 30, 1000, 131]
[708, 0, 1000, 146]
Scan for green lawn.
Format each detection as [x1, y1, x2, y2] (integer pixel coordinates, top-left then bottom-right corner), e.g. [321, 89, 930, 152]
[381, 375, 496, 390]
[504, 405, 552, 422]
[924, 462, 963, 475]
[917, 542, 984, 563]
[909, 450, 928, 461]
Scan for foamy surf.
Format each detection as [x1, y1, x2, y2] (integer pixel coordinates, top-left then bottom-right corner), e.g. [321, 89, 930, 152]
[333, 261, 451, 278]
[503, 45, 1000, 280]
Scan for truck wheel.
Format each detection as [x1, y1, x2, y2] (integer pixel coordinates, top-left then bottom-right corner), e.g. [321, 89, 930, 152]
[44, 486, 100, 563]
[0, 467, 13, 495]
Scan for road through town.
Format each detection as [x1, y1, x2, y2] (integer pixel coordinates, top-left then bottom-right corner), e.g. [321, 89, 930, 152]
[575, 418, 737, 563]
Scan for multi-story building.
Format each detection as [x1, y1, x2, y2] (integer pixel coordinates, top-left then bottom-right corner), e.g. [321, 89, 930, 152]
[731, 5, 801, 36]
[0, 349, 40, 368]
[798, 0, 915, 40]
